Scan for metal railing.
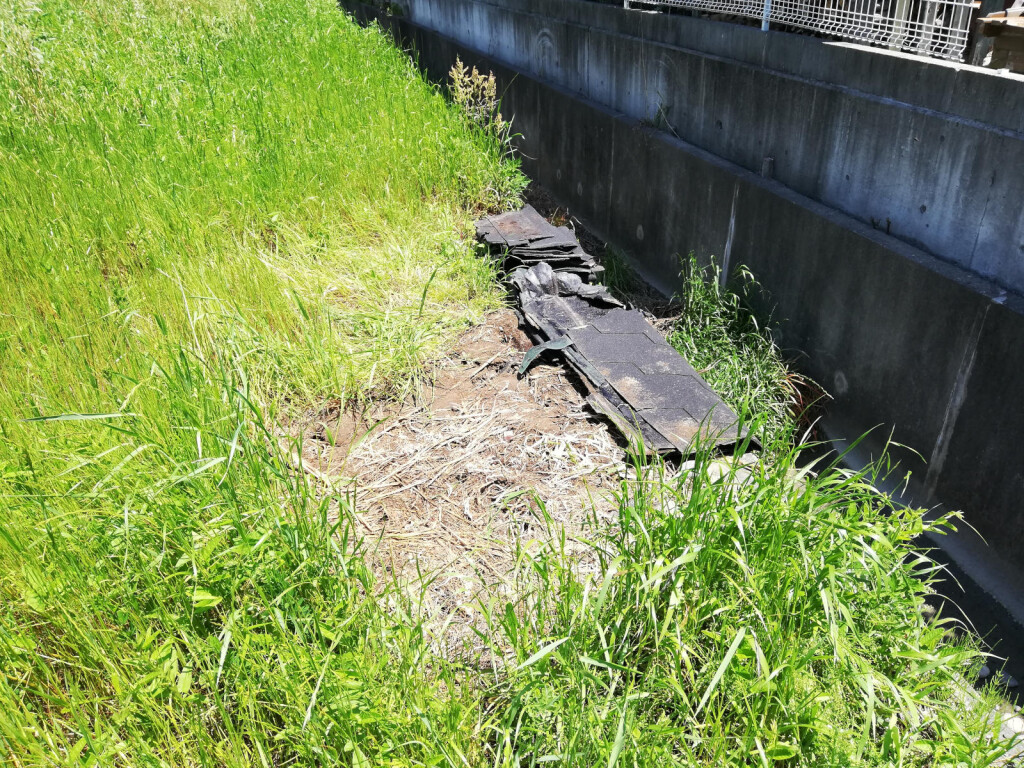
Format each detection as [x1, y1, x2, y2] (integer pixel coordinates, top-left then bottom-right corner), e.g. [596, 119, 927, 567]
[634, 0, 975, 60]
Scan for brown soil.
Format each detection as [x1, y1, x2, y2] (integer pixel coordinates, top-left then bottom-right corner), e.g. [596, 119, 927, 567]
[292, 309, 625, 654]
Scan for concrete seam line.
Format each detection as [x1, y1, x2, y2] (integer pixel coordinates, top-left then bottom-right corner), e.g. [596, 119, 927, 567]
[924, 301, 989, 497]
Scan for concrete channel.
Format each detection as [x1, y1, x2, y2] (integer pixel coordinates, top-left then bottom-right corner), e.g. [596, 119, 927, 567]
[341, 0, 1024, 694]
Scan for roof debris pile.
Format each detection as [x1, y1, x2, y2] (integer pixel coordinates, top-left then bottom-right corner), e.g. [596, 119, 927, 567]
[474, 208, 749, 456]
[475, 204, 603, 281]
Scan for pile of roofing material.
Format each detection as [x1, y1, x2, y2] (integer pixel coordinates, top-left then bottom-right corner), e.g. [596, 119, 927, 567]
[474, 209, 748, 457]
[475, 205, 603, 281]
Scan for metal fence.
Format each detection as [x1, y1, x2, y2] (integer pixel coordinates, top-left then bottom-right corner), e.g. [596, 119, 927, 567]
[635, 0, 975, 59]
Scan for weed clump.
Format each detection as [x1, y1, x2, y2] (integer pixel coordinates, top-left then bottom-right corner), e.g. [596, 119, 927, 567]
[668, 258, 810, 444]
[481, 436, 1010, 766]
[449, 56, 509, 144]
[448, 56, 526, 209]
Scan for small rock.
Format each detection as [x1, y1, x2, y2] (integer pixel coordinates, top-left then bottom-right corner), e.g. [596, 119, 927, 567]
[737, 452, 759, 467]
[998, 672, 1019, 689]
[1001, 712, 1024, 737]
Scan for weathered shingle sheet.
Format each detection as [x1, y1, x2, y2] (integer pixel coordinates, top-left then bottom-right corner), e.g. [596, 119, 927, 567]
[475, 205, 603, 281]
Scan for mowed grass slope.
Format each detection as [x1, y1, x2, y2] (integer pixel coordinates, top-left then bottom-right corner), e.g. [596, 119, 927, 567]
[0, 0, 521, 763]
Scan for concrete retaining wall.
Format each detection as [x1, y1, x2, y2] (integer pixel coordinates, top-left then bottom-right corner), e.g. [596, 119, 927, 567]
[394, 0, 1024, 295]
[343, 2, 1024, 591]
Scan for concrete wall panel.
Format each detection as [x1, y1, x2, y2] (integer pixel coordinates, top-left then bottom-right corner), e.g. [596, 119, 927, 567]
[936, 297, 1024, 565]
[392, 0, 1024, 293]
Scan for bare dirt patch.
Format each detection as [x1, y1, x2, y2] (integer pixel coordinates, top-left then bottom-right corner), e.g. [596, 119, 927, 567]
[293, 309, 626, 652]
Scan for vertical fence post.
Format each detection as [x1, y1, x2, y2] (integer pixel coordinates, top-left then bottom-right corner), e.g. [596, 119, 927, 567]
[761, 0, 772, 30]
[890, 0, 912, 50]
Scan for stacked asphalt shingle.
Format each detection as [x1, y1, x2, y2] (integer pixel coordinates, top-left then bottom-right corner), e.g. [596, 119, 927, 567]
[474, 207, 747, 456]
[475, 205, 603, 281]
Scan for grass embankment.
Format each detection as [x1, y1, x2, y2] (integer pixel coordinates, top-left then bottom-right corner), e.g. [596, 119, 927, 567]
[0, 0, 519, 762]
[0, 0, 1014, 764]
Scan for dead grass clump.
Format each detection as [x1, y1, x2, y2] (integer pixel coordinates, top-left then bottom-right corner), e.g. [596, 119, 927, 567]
[294, 310, 625, 653]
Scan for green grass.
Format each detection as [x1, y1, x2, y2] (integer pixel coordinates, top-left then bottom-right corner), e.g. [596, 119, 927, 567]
[0, 0, 1015, 764]
[667, 258, 805, 445]
[478, 434, 1011, 766]
[0, 0, 521, 763]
